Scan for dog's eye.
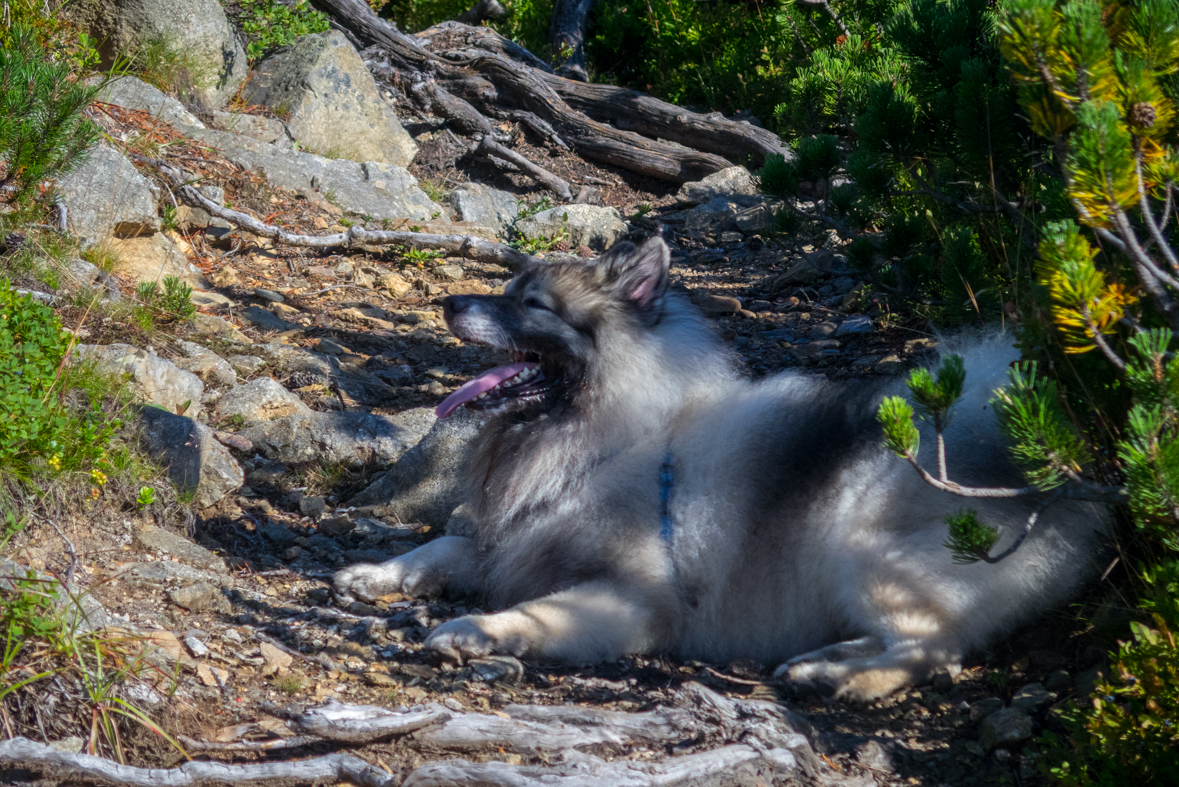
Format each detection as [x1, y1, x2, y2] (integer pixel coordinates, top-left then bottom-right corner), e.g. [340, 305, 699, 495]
[524, 297, 553, 313]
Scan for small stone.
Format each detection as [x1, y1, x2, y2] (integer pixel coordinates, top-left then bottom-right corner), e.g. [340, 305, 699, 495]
[299, 496, 327, 519]
[718, 231, 744, 244]
[808, 321, 840, 340]
[693, 293, 742, 316]
[168, 582, 229, 613]
[834, 315, 873, 337]
[229, 355, 267, 377]
[964, 741, 985, 757]
[469, 655, 524, 684]
[261, 521, 298, 545]
[318, 515, 355, 536]
[365, 672, 401, 687]
[435, 264, 464, 281]
[969, 697, 1006, 722]
[1010, 682, 1055, 713]
[1045, 669, 1072, 693]
[254, 288, 285, 303]
[260, 641, 294, 673]
[197, 663, 229, 687]
[980, 707, 1033, 750]
[185, 635, 210, 658]
[378, 272, 412, 297]
[855, 740, 894, 773]
[281, 546, 305, 561]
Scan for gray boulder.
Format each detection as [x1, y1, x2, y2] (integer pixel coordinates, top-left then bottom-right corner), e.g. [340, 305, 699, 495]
[243, 31, 416, 167]
[75, 344, 204, 417]
[446, 184, 521, 237]
[347, 407, 487, 526]
[185, 126, 440, 221]
[207, 110, 292, 147]
[515, 204, 627, 251]
[683, 194, 765, 233]
[57, 144, 158, 240]
[109, 233, 209, 288]
[60, 258, 122, 299]
[240, 304, 301, 333]
[980, 708, 1034, 750]
[214, 377, 310, 426]
[173, 340, 237, 387]
[135, 525, 227, 574]
[251, 342, 395, 405]
[93, 75, 204, 130]
[74, 0, 247, 108]
[676, 166, 758, 205]
[241, 408, 436, 467]
[137, 406, 244, 508]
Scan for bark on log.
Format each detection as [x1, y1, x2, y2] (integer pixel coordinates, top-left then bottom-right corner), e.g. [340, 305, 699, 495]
[548, 0, 595, 82]
[402, 745, 801, 787]
[0, 737, 399, 787]
[309, 0, 746, 182]
[260, 699, 450, 743]
[414, 23, 791, 167]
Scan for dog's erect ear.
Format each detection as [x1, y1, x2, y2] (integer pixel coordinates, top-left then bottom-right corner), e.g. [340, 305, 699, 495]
[602, 237, 669, 322]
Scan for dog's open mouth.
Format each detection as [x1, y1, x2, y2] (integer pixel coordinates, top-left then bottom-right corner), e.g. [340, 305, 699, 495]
[435, 351, 557, 418]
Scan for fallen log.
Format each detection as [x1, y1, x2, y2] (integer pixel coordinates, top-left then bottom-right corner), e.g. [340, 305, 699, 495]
[0, 737, 399, 787]
[134, 154, 540, 270]
[310, 0, 767, 182]
[473, 134, 573, 200]
[402, 745, 802, 787]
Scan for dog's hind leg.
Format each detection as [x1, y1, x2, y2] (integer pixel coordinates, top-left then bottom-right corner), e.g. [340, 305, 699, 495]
[775, 640, 961, 702]
[425, 579, 670, 664]
[334, 536, 478, 602]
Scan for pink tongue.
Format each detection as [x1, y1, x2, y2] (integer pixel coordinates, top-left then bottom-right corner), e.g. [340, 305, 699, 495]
[435, 362, 539, 419]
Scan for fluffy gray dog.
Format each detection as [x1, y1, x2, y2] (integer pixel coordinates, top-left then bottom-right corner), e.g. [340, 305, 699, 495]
[335, 236, 1107, 701]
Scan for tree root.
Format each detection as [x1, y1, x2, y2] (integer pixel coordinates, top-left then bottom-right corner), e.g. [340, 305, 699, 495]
[472, 135, 572, 199]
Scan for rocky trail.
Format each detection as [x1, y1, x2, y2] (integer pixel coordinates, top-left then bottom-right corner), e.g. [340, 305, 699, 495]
[0, 1, 1115, 784]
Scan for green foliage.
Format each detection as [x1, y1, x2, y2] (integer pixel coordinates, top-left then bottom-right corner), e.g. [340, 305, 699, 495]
[908, 353, 966, 425]
[991, 362, 1091, 491]
[877, 395, 920, 457]
[0, 1, 101, 73]
[943, 508, 1000, 564]
[233, 0, 331, 62]
[136, 486, 156, 509]
[399, 247, 445, 269]
[1043, 612, 1179, 787]
[0, 23, 104, 205]
[0, 280, 116, 480]
[133, 276, 197, 328]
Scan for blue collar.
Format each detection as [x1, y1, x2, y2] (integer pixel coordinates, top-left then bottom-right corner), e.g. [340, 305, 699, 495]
[659, 451, 675, 545]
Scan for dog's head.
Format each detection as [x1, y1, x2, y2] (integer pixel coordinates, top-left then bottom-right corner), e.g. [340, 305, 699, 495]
[435, 236, 671, 419]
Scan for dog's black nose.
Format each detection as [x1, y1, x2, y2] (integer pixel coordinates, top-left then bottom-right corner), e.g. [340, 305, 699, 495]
[443, 295, 470, 319]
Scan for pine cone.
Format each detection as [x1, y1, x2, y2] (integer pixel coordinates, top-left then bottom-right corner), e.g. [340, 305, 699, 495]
[576, 245, 594, 258]
[0, 232, 26, 256]
[1131, 102, 1157, 129]
[553, 240, 571, 252]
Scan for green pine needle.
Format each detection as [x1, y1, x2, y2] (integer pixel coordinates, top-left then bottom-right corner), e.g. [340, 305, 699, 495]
[944, 509, 1000, 564]
[878, 396, 921, 458]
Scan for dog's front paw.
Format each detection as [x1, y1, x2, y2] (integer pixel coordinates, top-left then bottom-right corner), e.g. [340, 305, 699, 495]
[774, 660, 908, 703]
[425, 617, 498, 664]
[334, 551, 440, 602]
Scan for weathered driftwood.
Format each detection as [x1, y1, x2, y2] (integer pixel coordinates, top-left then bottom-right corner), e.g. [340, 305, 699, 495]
[0, 737, 399, 787]
[136, 154, 540, 270]
[473, 135, 572, 200]
[548, 0, 595, 82]
[260, 699, 451, 743]
[402, 745, 802, 787]
[309, 0, 783, 182]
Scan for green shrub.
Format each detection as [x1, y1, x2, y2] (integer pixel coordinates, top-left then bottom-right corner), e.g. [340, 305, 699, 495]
[232, 0, 332, 62]
[0, 23, 104, 205]
[0, 279, 116, 480]
[133, 275, 197, 328]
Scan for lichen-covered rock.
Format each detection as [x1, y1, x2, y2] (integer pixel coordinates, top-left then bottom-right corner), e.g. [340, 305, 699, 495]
[446, 183, 521, 237]
[73, 0, 247, 108]
[515, 204, 627, 251]
[675, 166, 758, 205]
[109, 233, 209, 287]
[683, 194, 765, 233]
[56, 144, 159, 240]
[92, 75, 204, 130]
[137, 405, 243, 507]
[241, 409, 435, 468]
[980, 708, 1033, 750]
[243, 31, 416, 167]
[185, 126, 440, 221]
[74, 344, 204, 417]
[173, 340, 237, 387]
[206, 110, 292, 147]
[214, 377, 310, 426]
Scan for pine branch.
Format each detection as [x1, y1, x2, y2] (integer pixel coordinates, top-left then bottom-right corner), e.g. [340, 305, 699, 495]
[1134, 149, 1179, 277]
